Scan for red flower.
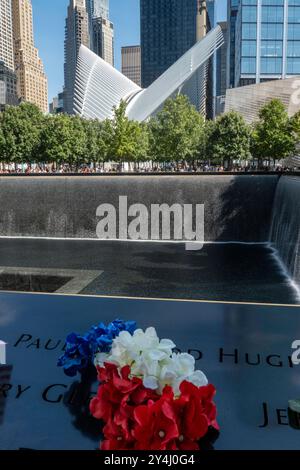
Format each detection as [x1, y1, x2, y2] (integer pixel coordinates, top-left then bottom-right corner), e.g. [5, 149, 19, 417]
[175, 381, 219, 441]
[90, 363, 160, 448]
[133, 386, 180, 450]
[132, 381, 219, 450]
[101, 419, 135, 450]
[198, 383, 219, 431]
[90, 363, 219, 451]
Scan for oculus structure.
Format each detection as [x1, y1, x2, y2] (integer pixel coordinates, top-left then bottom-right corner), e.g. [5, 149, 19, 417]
[73, 25, 224, 122]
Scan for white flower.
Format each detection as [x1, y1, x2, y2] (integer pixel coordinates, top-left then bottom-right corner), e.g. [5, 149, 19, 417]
[94, 327, 208, 396]
[158, 353, 208, 395]
[94, 352, 109, 368]
[95, 327, 175, 370]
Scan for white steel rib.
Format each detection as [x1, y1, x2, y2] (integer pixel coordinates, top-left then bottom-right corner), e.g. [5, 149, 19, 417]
[74, 26, 224, 122]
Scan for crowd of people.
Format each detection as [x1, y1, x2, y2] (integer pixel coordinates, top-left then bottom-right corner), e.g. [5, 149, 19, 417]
[0, 162, 298, 174]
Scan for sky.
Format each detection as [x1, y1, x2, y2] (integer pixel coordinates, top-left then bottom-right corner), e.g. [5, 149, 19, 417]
[31, 0, 227, 102]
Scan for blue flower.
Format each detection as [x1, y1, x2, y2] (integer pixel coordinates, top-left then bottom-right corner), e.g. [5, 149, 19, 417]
[57, 319, 137, 377]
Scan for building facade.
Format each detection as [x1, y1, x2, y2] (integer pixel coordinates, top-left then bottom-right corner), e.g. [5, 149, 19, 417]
[86, 0, 114, 66]
[0, 61, 18, 110]
[234, 0, 300, 88]
[227, 0, 240, 88]
[140, 0, 216, 116]
[12, 0, 48, 113]
[64, 0, 89, 115]
[92, 16, 114, 66]
[225, 75, 300, 122]
[216, 22, 228, 97]
[49, 92, 64, 114]
[86, 0, 109, 20]
[121, 46, 141, 86]
[207, 0, 216, 29]
[0, 0, 15, 71]
[0, 0, 18, 109]
[140, 0, 199, 88]
[215, 21, 228, 116]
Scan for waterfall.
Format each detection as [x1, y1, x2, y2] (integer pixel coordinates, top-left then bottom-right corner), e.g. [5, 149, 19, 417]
[270, 175, 300, 292]
[0, 175, 278, 242]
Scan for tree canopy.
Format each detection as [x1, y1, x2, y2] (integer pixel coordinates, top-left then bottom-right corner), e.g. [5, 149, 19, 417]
[0, 96, 296, 169]
[250, 99, 295, 166]
[108, 100, 149, 163]
[149, 95, 205, 163]
[208, 111, 251, 168]
[0, 102, 44, 164]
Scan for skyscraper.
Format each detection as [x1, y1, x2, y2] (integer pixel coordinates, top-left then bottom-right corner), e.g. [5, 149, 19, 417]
[86, 0, 109, 19]
[11, 0, 48, 113]
[215, 21, 228, 116]
[207, 0, 216, 30]
[226, 0, 240, 89]
[87, 0, 114, 66]
[0, 0, 18, 110]
[0, 0, 14, 71]
[234, 0, 300, 88]
[140, 0, 216, 116]
[216, 22, 228, 98]
[92, 17, 114, 65]
[64, 0, 90, 114]
[141, 0, 199, 89]
[122, 46, 141, 86]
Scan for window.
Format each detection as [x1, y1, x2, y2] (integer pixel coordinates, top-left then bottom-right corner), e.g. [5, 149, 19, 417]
[288, 24, 300, 39]
[242, 40, 257, 56]
[241, 57, 256, 73]
[262, 0, 283, 5]
[242, 23, 257, 39]
[261, 57, 282, 73]
[262, 6, 284, 22]
[287, 40, 300, 56]
[288, 6, 300, 22]
[287, 57, 300, 72]
[261, 23, 283, 40]
[242, 0, 257, 5]
[261, 40, 283, 56]
[242, 6, 257, 22]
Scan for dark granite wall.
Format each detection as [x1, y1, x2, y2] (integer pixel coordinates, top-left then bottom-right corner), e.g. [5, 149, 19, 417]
[0, 175, 279, 242]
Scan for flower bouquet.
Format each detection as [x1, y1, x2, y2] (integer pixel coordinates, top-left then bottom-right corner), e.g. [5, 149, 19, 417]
[58, 320, 219, 450]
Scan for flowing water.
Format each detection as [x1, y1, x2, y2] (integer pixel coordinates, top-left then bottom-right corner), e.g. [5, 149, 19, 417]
[0, 174, 299, 303]
[270, 175, 300, 297]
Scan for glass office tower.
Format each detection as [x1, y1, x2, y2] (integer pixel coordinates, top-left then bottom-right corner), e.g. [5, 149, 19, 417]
[234, 0, 300, 87]
[140, 0, 215, 89]
[140, 0, 198, 88]
[207, 0, 216, 29]
[86, 0, 114, 66]
[86, 0, 109, 19]
[227, 0, 240, 88]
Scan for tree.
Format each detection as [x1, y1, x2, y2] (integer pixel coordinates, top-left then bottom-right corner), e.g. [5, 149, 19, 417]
[209, 111, 251, 169]
[40, 114, 89, 169]
[250, 99, 295, 167]
[197, 119, 217, 165]
[40, 114, 76, 165]
[148, 95, 205, 165]
[0, 119, 5, 161]
[128, 121, 149, 164]
[108, 101, 149, 164]
[289, 110, 300, 157]
[0, 103, 44, 166]
[67, 115, 88, 168]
